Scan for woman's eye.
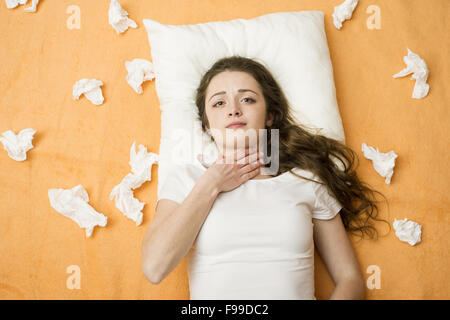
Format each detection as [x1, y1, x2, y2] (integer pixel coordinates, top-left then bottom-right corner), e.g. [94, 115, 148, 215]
[213, 98, 254, 107]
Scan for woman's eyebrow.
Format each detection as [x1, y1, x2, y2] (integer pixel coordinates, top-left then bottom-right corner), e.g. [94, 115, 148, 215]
[208, 89, 258, 102]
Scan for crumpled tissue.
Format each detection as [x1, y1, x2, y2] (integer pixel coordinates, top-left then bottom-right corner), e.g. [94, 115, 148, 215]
[73, 78, 104, 106]
[332, 0, 359, 30]
[393, 218, 422, 246]
[362, 143, 398, 184]
[0, 128, 36, 161]
[110, 142, 158, 226]
[393, 48, 430, 99]
[125, 59, 155, 94]
[24, 0, 39, 12]
[6, 0, 39, 12]
[109, 0, 137, 34]
[48, 185, 107, 238]
[5, 0, 27, 9]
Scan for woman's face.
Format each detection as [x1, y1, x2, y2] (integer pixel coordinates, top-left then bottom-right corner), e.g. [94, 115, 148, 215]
[204, 71, 273, 154]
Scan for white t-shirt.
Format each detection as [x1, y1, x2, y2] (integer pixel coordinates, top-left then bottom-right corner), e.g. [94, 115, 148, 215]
[156, 159, 343, 300]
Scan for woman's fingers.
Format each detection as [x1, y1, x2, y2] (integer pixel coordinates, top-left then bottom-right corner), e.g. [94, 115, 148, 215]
[221, 148, 258, 164]
[238, 159, 262, 175]
[234, 148, 256, 163]
[241, 165, 261, 181]
[237, 151, 263, 166]
[216, 149, 263, 169]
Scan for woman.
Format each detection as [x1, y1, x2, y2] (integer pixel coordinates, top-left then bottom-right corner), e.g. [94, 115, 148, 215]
[142, 56, 390, 300]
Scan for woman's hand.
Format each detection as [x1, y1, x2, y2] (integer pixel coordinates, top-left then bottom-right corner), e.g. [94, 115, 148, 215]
[202, 149, 264, 193]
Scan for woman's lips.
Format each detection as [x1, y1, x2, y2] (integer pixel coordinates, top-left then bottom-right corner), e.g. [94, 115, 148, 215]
[226, 123, 246, 129]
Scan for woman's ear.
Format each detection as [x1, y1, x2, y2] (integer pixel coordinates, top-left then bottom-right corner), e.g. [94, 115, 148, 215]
[266, 112, 274, 127]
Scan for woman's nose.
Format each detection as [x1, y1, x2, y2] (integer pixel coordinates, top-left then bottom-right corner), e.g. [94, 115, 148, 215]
[228, 102, 242, 116]
[228, 110, 241, 116]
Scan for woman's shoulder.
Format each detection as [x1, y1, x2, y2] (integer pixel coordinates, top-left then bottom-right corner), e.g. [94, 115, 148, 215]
[287, 167, 320, 183]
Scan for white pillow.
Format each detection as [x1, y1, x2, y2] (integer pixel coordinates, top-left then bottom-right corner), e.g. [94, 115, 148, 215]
[142, 11, 346, 197]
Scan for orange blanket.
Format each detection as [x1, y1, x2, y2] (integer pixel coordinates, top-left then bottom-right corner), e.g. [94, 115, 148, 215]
[0, 0, 448, 299]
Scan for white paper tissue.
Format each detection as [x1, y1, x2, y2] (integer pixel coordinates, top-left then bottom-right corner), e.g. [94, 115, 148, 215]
[5, 0, 27, 9]
[48, 185, 108, 238]
[332, 0, 359, 30]
[0, 128, 36, 161]
[125, 59, 155, 94]
[24, 0, 39, 12]
[73, 78, 104, 106]
[393, 218, 422, 246]
[110, 142, 158, 226]
[362, 142, 398, 184]
[6, 0, 39, 12]
[109, 0, 137, 34]
[393, 48, 430, 99]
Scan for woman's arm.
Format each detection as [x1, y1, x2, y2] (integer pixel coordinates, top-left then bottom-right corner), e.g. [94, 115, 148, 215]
[312, 213, 366, 300]
[142, 176, 220, 284]
[142, 150, 263, 284]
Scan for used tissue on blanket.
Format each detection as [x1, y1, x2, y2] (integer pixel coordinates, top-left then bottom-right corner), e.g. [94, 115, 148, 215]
[393, 218, 422, 246]
[0, 128, 36, 161]
[5, 0, 27, 9]
[73, 78, 104, 106]
[6, 0, 39, 12]
[24, 0, 39, 12]
[110, 142, 158, 226]
[125, 59, 155, 94]
[109, 0, 137, 34]
[48, 185, 107, 238]
[393, 47, 430, 99]
[332, 0, 359, 30]
[362, 142, 398, 184]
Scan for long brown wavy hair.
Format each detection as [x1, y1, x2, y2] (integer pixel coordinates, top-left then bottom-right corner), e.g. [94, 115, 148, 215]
[195, 55, 391, 240]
